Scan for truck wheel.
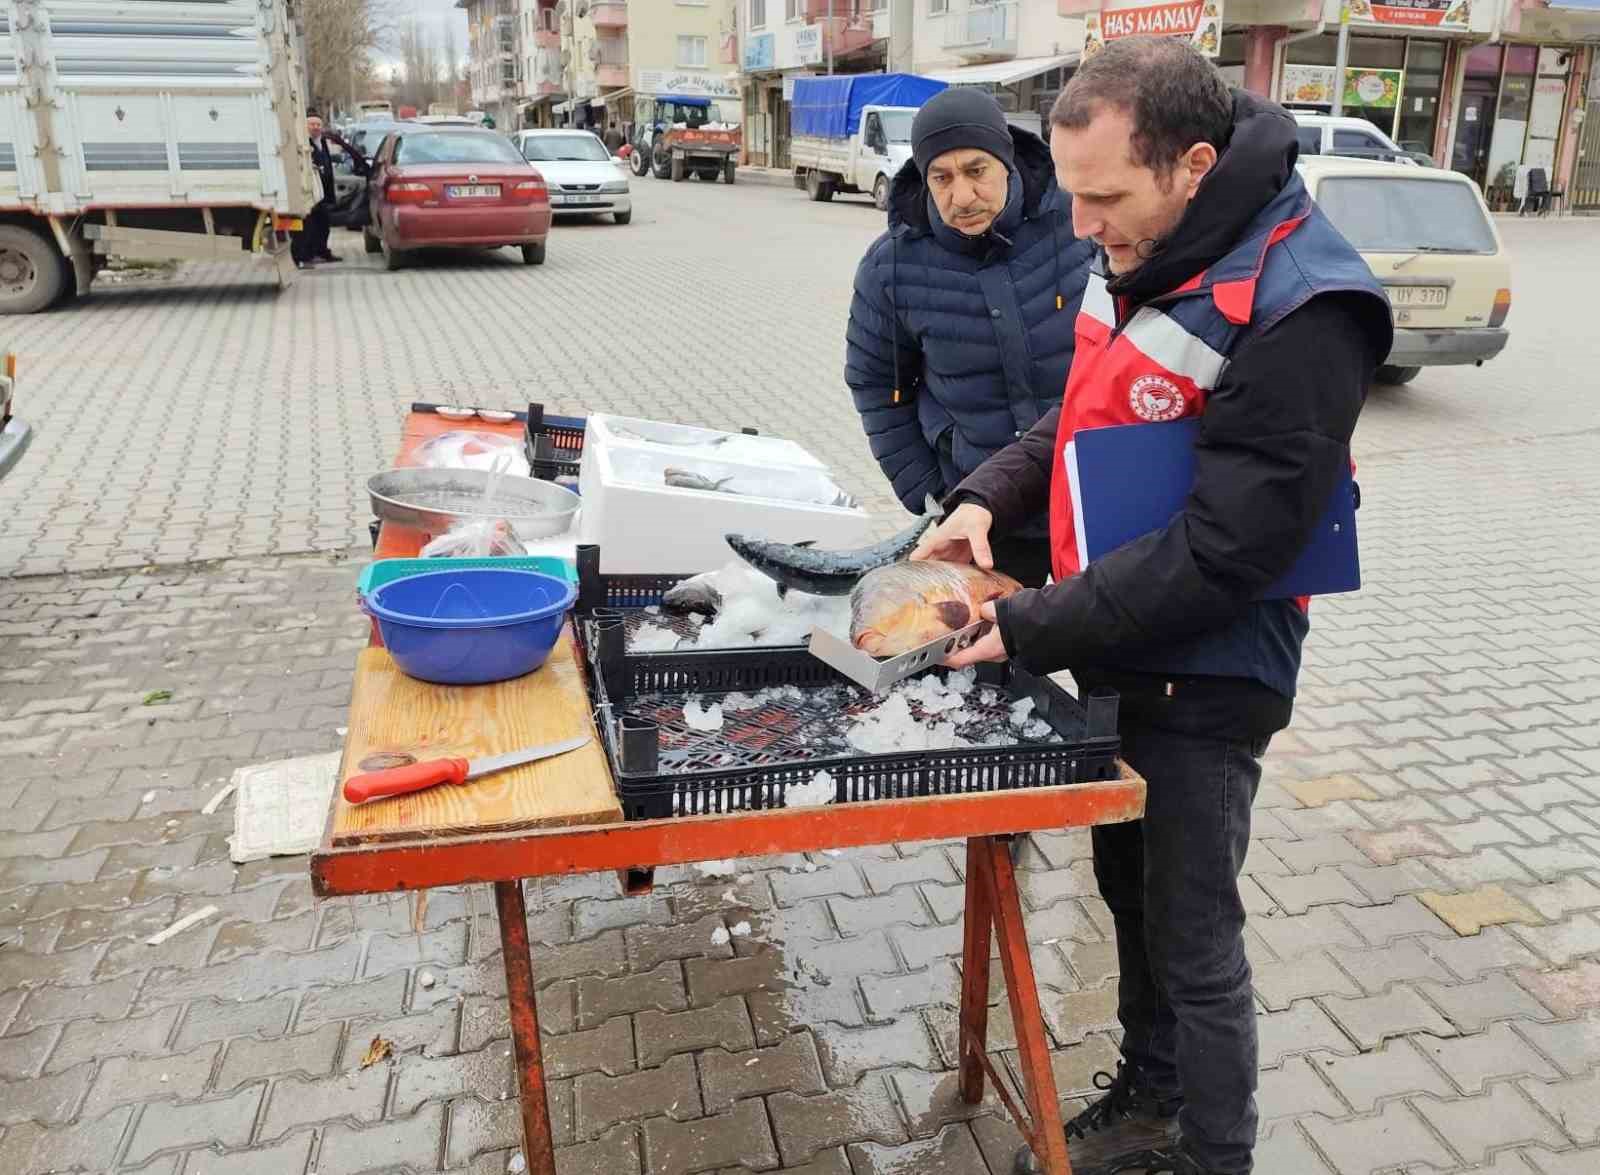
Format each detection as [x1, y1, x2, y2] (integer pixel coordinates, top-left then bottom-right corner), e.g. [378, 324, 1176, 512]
[0, 224, 65, 315]
[723, 159, 736, 185]
[671, 154, 685, 182]
[805, 169, 834, 202]
[631, 149, 650, 177]
[1376, 365, 1421, 386]
[873, 174, 890, 211]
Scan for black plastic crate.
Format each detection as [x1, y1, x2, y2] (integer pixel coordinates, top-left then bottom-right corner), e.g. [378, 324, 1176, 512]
[589, 642, 1121, 821]
[573, 545, 822, 700]
[525, 401, 587, 481]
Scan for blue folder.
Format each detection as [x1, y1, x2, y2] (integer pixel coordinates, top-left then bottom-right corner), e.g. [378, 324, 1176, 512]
[1069, 419, 1360, 599]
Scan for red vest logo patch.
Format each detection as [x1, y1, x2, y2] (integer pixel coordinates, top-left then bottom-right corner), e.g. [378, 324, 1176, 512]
[1128, 374, 1186, 422]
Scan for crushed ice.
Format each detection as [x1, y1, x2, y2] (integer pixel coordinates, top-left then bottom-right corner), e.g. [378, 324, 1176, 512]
[627, 562, 850, 652]
[784, 770, 837, 809]
[682, 696, 724, 732]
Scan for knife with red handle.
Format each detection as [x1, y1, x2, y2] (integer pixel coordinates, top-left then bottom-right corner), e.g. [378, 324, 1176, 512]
[342, 735, 591, 803]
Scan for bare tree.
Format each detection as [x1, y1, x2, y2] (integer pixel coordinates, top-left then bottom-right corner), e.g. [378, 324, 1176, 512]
[394, 17, 446, 112]
[301, 0, 391, 115]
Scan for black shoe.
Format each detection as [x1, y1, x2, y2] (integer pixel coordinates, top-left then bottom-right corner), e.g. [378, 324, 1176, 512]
[317, 252, 343, 262]
[1101, 1143, 1223, 1174]
[1012, 1062, 1183, 1174]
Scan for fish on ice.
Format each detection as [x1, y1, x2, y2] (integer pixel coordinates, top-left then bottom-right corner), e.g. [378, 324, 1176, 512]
[724, 513, 937, 598]
[849, 561, 1023, 657]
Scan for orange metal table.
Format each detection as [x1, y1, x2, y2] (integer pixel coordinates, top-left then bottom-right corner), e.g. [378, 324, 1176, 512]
[313, 412, 1147, 1175]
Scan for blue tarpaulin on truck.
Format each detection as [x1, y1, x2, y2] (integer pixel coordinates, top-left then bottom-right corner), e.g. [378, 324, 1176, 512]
[790, 74, 948, 139]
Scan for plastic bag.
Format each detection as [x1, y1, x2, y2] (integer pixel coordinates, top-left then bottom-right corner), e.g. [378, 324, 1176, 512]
[414, 430, 530, 478]
[421, 518, 528, 558]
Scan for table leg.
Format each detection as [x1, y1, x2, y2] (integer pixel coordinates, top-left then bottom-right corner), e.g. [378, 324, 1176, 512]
[494, 880, 557, 1175]
[959, 837, 995, 1105]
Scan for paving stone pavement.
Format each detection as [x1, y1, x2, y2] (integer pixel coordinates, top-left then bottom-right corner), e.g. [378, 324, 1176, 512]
[1, 183, 1599, 1173]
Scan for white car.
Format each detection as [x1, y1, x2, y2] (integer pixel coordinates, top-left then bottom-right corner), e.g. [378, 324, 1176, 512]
[512, 130, 632, 225]
[1289, 112, 1424, 165]
[1299, 156, 1511, 385]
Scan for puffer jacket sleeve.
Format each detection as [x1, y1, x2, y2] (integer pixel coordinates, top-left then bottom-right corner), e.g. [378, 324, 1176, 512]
[844, 239, 942, 514]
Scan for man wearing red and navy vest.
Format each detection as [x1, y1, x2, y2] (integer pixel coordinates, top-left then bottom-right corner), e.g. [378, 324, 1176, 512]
[914, 37, 1393, 1175]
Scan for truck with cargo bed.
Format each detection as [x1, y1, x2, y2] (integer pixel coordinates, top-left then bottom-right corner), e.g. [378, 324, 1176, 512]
[0, 0, 315, 313]
[790, 74, 946, 210]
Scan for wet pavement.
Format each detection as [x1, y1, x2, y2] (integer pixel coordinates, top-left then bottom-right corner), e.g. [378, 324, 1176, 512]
[1, 188, 1599, 1174]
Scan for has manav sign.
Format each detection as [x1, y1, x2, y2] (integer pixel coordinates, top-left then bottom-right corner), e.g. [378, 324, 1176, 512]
[1085, 0, 1224, 58]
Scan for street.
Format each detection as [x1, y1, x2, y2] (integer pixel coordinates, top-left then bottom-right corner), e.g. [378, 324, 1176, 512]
[1, 176, 1599, 1175]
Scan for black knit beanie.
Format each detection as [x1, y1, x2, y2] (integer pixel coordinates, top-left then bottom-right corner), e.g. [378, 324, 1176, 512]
[911, 87, 1016, 176]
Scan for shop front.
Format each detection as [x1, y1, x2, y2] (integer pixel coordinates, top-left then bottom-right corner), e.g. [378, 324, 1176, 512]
[1499, 0, 1600, 209]
[737, 18, 833, 170]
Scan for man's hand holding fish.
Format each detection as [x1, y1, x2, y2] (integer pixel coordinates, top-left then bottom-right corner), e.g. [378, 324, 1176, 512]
[910, 504, 1011, 666]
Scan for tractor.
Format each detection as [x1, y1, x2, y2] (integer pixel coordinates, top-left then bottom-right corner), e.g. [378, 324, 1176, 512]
[629, 95, 740, 185]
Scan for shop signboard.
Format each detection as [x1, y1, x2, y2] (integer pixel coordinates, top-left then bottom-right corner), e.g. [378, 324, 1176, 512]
[1084, 0, 1224, 58]
[1280, 64, 1403, 108]
[636, 69, 740, 99]
[744, 33, 775, 72]
[1281, 63, 1336, 105]
[1342, 67, 1404, 109]
[1344, 0, 1471, 30]
[794, 25, 823, 66]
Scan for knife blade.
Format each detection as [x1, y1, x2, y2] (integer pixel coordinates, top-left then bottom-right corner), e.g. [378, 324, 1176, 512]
[342, 734, 592, 804]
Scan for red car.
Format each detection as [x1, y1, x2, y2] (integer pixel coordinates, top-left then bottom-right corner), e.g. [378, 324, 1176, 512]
[364, 127, 552, 270]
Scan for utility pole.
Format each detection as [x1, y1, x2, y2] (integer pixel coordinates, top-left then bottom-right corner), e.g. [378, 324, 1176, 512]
[827, 0, 834, 75]
[1332, 2, 1350, 116]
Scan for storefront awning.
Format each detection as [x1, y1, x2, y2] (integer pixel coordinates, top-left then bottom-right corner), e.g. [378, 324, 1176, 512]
[599, 88, 633, 107]
[924, 54, 1077, 88]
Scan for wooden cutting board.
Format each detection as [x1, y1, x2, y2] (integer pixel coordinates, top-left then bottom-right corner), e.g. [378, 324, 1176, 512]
[329, 635, 620, 846]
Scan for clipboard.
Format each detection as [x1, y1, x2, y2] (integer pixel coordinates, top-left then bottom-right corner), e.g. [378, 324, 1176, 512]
[1068, 418, 1360, 599]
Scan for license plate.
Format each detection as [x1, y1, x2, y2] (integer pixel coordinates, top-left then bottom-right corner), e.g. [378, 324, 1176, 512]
[560, 194, 601, 205]
[446, 184, 500, 198]
[1386, 285, 1448, 307]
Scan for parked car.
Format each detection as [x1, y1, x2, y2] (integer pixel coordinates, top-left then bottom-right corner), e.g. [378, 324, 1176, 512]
[1299, 156, 1511, 385]
[512, 130, 632, 225]
[365, 127, 552, 271]
[0, 353, 30, 481]
[1290, 112, 1426, 165]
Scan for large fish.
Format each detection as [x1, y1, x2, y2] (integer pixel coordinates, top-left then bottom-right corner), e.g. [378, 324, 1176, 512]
[724, 514, 936, 597]
[849, 561, 1023, 657]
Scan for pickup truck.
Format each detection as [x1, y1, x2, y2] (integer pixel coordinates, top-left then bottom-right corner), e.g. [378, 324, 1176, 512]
[790, 74, 947, 210]
[0, 354, 30, 481]
[0, 0, 315, 313]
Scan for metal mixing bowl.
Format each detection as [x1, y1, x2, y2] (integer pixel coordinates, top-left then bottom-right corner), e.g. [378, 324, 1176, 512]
[367, 468, 580, 539]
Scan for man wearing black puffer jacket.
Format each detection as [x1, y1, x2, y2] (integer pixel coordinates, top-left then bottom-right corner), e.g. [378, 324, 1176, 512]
[845, 88, 1094, 586]
[916, 38, 1393, 1175]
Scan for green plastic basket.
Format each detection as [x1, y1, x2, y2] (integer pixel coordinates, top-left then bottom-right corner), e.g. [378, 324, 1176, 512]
[358, 555, 577, 598]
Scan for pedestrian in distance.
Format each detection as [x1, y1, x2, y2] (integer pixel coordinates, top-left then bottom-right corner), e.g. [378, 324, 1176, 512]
[603, 121, 625, 154]
[845, 87, 1094, 586]
[915, 37, 1393, 1175]
[292, 112, 341, 267]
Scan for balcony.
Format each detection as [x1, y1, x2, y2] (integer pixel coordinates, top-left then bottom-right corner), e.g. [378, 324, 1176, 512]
[815, 15, 878, 58]
[592, 33, 628, 87]
[591, 0, 627, 29]
[942, 1, 1018, 60]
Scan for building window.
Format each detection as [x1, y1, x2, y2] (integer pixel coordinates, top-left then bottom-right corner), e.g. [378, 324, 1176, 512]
[929, 0, 948, 13]
[786, 0, 802, 20]
[751, 0, 766, 27]
[678, 34, 707, 66]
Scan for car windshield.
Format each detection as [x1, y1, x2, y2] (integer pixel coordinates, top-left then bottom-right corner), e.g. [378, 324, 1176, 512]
[878, 110, 914, 143]
[1315, 176, 1496, 254]
[522, 134, 610, 162]
[662, 104, 710, 128]
[396, 132, 525, 166]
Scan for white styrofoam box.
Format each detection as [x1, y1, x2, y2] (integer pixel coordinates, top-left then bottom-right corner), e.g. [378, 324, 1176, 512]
[584, 412, 827, 471]
[579, 441, 871, 574]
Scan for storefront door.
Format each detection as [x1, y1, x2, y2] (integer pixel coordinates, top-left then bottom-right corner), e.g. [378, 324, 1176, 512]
[1576, 71, 1600, 209]
[1451, 45, 1503, 187]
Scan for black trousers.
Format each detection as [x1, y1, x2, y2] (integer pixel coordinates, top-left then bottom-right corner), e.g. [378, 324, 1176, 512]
[291, 201, 331, 263]
[1091, 720, 1267, 1174]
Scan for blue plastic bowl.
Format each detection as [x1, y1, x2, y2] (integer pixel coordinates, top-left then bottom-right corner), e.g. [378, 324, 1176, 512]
[365, 568, 578, 685]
